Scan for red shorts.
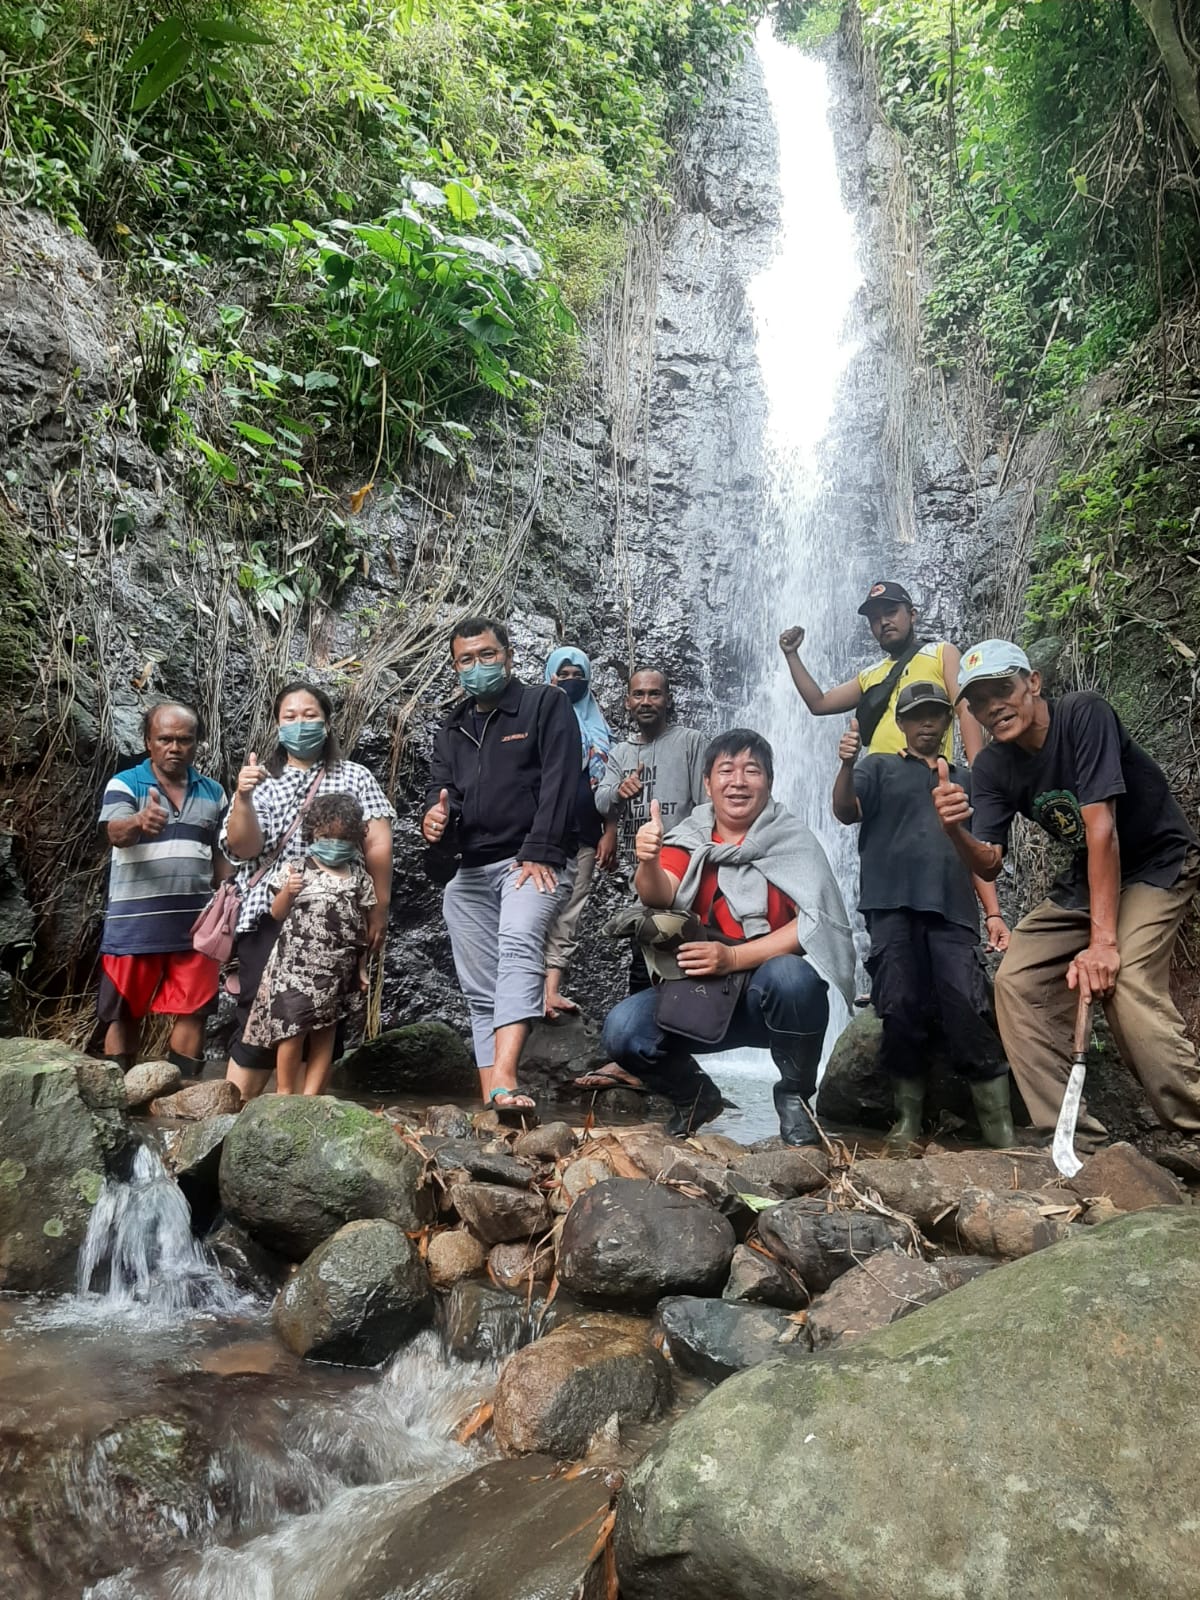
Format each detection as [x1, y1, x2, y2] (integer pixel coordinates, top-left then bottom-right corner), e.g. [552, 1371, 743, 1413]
[98, 951, 220, 1023]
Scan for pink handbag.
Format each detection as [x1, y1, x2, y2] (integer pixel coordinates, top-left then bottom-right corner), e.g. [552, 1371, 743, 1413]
[189, 879, 240, 963]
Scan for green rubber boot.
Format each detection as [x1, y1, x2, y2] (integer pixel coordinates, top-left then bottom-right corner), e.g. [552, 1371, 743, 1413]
[885, 1078, 925, 1154]
[970, 1074, 1015, 1149]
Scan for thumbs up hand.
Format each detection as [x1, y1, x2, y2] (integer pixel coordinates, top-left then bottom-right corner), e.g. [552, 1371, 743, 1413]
[931, 756, 973, 831]
[237, 750, 266, 796]
[422, 787, 452, 844]
[635, 797, 665, 864]
[838, 718, 861, 765]
[138, 785, 168, 838]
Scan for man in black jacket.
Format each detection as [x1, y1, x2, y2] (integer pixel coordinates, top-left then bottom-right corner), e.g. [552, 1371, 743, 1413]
[422, 616, 580, 1111]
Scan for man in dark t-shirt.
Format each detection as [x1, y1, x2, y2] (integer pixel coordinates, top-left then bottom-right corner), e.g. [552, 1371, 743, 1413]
[833, 682, 1013, 1150]
[934, 638, 1200, 1146]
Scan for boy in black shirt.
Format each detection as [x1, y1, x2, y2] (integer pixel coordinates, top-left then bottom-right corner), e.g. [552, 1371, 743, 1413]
[834, 682, 1013, 1149]
[934, 639, 1200, 1146]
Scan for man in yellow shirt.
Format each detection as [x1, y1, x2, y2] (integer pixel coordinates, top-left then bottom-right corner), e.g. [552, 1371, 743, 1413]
[779, 580, 983, 762]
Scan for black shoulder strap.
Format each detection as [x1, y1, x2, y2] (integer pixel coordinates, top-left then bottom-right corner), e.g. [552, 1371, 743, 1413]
[856, 636, 930, 745]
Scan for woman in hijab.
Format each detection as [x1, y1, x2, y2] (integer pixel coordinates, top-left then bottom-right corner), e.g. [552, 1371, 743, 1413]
[542, 646, 612, 1017]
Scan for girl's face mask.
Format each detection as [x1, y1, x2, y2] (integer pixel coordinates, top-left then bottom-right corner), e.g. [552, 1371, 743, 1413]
[309, 837, 357, 866]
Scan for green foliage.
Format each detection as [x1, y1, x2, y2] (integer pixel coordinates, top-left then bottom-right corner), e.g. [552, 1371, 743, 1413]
[777, 0, 843, 50]
[864, 0, 1181, 421]
[1, 0, 760, 611]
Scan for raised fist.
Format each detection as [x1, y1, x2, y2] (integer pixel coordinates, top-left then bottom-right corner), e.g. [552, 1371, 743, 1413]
[635, 798, 664, 864]
[779, 625, 806, 655]
[617, 765, 644, 801]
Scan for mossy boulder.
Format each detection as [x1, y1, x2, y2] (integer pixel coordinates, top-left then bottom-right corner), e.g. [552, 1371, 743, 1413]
[218, 1095, 428, 1259]
[332, 1021, 475, 1095]
[617, 1210, 1200, 1600]
[0, 1037, 130, 1290]
[273, 1218, 433, 1365]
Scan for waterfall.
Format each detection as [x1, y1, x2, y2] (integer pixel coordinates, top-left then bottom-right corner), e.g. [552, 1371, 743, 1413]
[705, 24, 871, 1135]
[75, 1143, 247, 1318]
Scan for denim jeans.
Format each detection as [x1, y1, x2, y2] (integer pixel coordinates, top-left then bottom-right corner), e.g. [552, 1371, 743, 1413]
[600, 953, 829, 1107]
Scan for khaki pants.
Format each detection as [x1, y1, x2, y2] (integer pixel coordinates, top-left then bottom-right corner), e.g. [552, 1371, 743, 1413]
[544, 846, 597, 973]
[994, 856, 1200, 1138]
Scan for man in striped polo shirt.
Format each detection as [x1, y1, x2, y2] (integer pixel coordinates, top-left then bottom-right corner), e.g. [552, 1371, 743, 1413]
[97, 702, 227, 1075]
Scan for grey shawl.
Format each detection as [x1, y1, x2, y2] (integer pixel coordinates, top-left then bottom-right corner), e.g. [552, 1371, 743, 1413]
[667, 799, 855, 1010]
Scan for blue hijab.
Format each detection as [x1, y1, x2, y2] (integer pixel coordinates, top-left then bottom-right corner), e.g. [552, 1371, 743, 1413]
[545, 646, 611, 785]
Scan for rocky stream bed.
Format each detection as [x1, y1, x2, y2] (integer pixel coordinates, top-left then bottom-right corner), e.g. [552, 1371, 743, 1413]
[3, 1023, 1200, 1599]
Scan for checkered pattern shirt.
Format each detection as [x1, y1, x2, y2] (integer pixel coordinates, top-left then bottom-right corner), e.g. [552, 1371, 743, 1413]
[219, 759, 395, 932]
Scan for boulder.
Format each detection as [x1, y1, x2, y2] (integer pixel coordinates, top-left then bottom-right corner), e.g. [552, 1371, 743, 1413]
[426, 1228, 487, 1289]
[451, 1181, 550, 1245]
[815, 1009, 1026, 1131]
[851, 1148, 1060, 1232]
[149, 1080, 241, 1120]
[1070, 1141, 1183, 1213]
[218, 1095, 427, 1259]
[722, 1242, 809, 1309]
[618, 1129, 676, 1178]
[122, 1058, 181, 1108]
[657, 1149, 777, 1212]
[513, 1121, 576, 1162]
[333, 1020, 475, 1095]
[273, 1218, 432, 1365]
[692, 1131, 750, 1164]
[493, 1312, 670, 1457]
[425, 1104, 474, 1138]
[434, 1141, 535, 1188]
[439, 1279, 547, 1361]
[205, 1216, 288, 1296]
[757, 1199, 913, 1294]
[489, 1240, 553, 1291]
[733, 1147, 830, 1197]
[162, 1113, 238, 1194]
[956, 1185, 1079, 1260]
[805, 1249, 957, 1349]
[617, 1211, 1200, 1600]
[655, 1296, 803, 1382]
[0, 1039, 129, 1291]
[558, 1180, 736, 1309]
[558, 1155, 614, 1206]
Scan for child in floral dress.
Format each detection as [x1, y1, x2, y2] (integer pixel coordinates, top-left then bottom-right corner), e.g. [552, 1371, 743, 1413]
[243, 793, 375, 1095]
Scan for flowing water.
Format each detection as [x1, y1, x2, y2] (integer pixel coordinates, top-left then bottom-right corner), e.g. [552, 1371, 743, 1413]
[706, 24, 872, 1137]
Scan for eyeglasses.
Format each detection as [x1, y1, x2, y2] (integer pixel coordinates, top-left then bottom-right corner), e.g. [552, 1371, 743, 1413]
[454, 646, 504, 669]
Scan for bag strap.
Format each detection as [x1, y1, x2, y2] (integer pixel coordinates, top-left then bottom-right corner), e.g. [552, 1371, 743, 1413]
[246, 765, 328, 890]
[856, 635, 929, 745]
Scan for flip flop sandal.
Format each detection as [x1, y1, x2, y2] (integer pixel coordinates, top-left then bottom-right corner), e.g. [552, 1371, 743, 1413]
[487, 1086, 539, 1126]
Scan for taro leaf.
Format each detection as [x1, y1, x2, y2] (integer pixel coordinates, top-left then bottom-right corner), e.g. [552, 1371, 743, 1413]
[443, 233, 505, 267]
[501, 240, 543, 278]
[407, 179, 449, 208]
[444, 180, 480, 222]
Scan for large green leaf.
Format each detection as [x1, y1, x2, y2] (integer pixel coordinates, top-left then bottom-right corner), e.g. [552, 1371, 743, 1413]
[125, 17, 184, 75]
[193, 20, 272, 46]
[132, 36, 193, 110]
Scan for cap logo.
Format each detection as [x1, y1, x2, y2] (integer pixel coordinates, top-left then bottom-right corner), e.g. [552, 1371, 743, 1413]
[964, 649, 983, 669]
[869, 583, 886, 597]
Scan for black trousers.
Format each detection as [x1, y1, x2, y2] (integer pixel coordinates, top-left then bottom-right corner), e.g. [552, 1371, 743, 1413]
[228, 916, 282, 1071]
[865, 908, 1007, 1082]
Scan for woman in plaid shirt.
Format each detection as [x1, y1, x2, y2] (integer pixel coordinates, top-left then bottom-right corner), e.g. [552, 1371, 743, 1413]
[220, 682, 395, 1100]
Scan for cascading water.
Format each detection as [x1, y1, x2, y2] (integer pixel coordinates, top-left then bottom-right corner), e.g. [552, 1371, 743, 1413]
[76, 1142, 246, 1318]
[705, 24, 873, 1135]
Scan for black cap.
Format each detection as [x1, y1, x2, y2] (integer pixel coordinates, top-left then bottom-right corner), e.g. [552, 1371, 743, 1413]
[895, 680, 952, 718]
[857, 580, 913, 616]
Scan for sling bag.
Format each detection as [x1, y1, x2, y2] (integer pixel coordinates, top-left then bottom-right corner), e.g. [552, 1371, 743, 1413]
[855, 635, 930, 747]
[190, 765, 326, 963]
[652, 903, 751, 1047]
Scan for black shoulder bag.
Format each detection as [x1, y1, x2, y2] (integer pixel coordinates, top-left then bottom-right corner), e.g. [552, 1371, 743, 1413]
[653, 905, 751, 1046]
[856, 635, 929, 747]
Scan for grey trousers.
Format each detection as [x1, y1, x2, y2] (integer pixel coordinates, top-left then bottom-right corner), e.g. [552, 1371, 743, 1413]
[443, 855, 575, 1068]
[545, 845, 598, 972]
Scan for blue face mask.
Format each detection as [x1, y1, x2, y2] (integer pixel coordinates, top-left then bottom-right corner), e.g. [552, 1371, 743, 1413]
[279, 720, 327, 758]
[557, 677, 587, 704]
[310, 837, 357, 866]
[459, 662, 508, 699]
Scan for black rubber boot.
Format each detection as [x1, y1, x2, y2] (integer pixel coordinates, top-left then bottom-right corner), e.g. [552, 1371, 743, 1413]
[105, 1053, 134, 1074]
[885, 1078, 925, 1153]
[772, 1035, 823, 1147]
[970, 1074, 1015, 1149]
[167, 1049, 205, 1077]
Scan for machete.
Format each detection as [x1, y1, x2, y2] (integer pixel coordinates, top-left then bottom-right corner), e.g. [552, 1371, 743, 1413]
[1052, 991, 1092, 1179]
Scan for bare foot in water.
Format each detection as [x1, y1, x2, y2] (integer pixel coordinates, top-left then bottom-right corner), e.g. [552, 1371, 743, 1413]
[574, 1061, 646, 1092]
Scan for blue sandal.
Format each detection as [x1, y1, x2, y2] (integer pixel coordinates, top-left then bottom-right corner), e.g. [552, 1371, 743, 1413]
[487, 1085, 537, 1122]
